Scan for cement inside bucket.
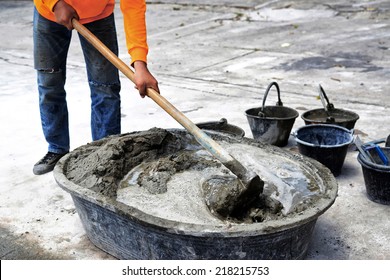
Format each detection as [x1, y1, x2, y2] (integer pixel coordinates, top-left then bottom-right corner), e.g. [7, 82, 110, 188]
[62, 128, 336, 226]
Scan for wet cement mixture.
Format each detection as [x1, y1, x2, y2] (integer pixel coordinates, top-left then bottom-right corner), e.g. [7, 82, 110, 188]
[63, 128, 336, 226]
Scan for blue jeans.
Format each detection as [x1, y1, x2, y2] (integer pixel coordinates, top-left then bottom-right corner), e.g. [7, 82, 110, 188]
[33, 9, 121, 154]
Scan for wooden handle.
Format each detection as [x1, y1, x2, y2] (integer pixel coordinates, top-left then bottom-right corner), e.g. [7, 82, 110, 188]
[72, 19, 238, 166]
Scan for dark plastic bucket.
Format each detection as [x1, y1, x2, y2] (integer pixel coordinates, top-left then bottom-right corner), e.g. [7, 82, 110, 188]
[54, 129, 338, 260]
[245, 82, 299, 147]
[302, 85, 359, 129]
[196, 118, 245, 137]
[302, 108, 359, 129]
[71, 195, 318, 259]
[295, 124, 354, 176]
[357, 148, 390, 205]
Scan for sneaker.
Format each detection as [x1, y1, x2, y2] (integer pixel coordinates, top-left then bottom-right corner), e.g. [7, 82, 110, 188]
[33, 152, 67, 175]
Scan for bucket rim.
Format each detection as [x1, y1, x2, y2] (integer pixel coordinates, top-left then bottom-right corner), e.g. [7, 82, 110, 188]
[196, 118, 245, 137]
[294, 124, 354, 148]
[245, 106, 299, 121]
[357, 148, 390, 171]
[301, 108, 360, 122]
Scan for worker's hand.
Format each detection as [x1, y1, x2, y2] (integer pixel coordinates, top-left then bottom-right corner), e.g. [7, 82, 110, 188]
[133, 61, 160, 98]
[53, 0, 79, 30]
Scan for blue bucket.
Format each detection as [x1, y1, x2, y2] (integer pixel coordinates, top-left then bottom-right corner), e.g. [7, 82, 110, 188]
[295, 124, 353, 176]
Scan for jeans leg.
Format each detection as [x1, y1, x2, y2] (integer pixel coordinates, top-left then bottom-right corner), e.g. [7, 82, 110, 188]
[79, 14, 121, 141]
[33, 8, 71, 154]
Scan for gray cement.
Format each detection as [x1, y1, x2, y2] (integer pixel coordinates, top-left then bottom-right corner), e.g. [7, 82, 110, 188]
[60, 129, 335, 227]
[0, 0, 389, 259]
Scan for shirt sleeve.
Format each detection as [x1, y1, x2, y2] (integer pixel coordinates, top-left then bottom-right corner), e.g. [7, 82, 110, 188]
[41, 0, 60, 11]
[120, 0, 149, 65]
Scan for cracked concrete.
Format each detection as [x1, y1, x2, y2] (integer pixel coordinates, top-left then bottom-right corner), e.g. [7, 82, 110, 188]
[0, 0, 389, 260]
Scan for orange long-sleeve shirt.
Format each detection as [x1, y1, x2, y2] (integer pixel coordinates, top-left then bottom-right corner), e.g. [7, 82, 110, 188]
[34, 0, 149, 64]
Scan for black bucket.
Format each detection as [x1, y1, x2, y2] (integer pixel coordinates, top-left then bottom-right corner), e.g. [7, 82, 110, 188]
[196, 118, 245, 137]
[302, 108, 359, 129]
[302, 85, 359, 129]
[295, 124, 354, 176]
[357, 147, 390, 205]
[54, 129, 338, 260]
[245, 82, 299, 147]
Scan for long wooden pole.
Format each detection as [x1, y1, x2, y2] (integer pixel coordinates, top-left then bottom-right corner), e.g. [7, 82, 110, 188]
[71, 18, 263, 189]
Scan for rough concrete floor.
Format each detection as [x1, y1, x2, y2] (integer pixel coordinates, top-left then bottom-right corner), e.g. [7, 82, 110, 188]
[0, 0, 389, 259]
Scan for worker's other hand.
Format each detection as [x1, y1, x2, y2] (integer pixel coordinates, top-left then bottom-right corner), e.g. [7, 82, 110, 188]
[53, 0, 79, 30]
[133, 61, 160, 98]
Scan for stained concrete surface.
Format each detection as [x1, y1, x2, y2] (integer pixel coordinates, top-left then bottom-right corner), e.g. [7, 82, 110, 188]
[0, 0, 389, 260]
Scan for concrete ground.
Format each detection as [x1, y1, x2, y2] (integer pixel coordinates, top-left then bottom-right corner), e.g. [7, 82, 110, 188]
[0, 0, 389, 260]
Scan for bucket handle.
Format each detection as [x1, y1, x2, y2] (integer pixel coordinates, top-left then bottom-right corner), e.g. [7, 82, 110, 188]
[262, 82, 283, 112]
[318, 85, 334, 110]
